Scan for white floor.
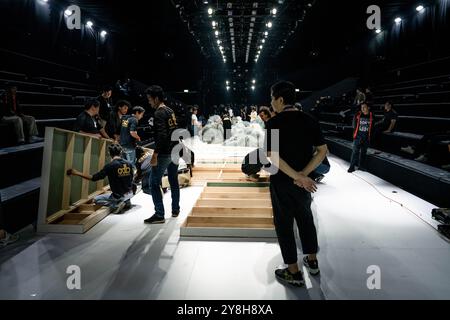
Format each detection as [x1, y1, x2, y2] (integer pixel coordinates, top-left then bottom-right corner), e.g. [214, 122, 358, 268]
[1, 155, 450, 300]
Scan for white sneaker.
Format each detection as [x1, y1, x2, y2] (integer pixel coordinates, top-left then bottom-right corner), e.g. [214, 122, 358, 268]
[0, 232, 19, 247]
[401, 146, 415, 155]
[415, 154, 428, 162]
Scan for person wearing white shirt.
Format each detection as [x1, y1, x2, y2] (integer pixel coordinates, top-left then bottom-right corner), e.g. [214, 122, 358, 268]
[191, 107, 202, 136]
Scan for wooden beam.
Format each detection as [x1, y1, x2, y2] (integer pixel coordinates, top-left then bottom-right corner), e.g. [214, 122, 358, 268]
[196, 199, 272, 208]
[191, 206, 272, 216]
[81, 137, 92, 199]
[97, 139, 106, 189]
[62, 133, 75, 209]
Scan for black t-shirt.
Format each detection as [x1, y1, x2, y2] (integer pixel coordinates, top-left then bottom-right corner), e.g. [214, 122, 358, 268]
[382, 109, 398, 131]
[74, 111, 102, 134]
[97, 95, 112, 122]
[105, 111, 122, 138]
[120, 115, 139, 149]
[154, 105, 178, 155]
[265, 109, 326, 184]
[92, 158, 133, 198]
[356, 113, 371, 139]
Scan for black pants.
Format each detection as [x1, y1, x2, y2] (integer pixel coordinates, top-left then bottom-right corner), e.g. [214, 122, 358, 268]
[270, 180, 318, 265]
[350, 135, 369, 168]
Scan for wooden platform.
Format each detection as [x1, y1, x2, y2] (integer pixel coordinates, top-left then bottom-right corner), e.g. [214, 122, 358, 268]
[181, 154, 275, 238]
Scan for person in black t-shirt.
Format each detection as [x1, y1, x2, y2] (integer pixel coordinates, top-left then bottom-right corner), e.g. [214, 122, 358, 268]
[377, 101, 398, 133]
[105, 100, 130, 142]
[66, 144, 134, 214]
[348, 103, 373, 173]
[144, 85, 180, 224]
[264, 81, 328, 287]
[119, 106, 145, 165]
[74, 99, 110, 139]
[96, 86, 113, 127]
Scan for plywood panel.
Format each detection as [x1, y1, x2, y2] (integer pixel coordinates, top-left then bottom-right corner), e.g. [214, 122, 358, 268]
[201, 192, 270, 200]
[191, 206, 272, 216]
[196, 199, 272, 208]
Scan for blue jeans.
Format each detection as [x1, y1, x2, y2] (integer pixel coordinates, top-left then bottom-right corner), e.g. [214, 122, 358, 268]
[122, 148, 136, 168]
[94, 192, 133, 209]
[141, 169, 152, 195]
[350, 135, 369, 168]
[151, 155, 180, 218]
[314, 163, 330, 175]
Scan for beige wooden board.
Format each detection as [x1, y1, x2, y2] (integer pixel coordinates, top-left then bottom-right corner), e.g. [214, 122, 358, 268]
[200, 192, 270, 200]
[196, 199, 272, 208]
[191, 206, 273, 216]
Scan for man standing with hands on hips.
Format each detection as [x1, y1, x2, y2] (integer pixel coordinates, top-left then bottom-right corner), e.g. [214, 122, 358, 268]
[265, 81, 328, 287]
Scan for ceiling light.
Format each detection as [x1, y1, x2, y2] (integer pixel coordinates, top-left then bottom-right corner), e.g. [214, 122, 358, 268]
[217, 39, 221, 44]
[212, 21, 217, 27]
[267, 21, 273, 28]
[272, 8, 277, 15]
[375, 29, 382, 34]
[100, 30, 107, 37]
[260, 45, 263, 49]
[252, 79, 256, 84]
[262, 39, 265, 43]
[295, 89, 300, 92]
[416, 5, 424, 12]
[251, 86, 255, 90]
[265, 31, 269, 36]
[184, 90, 189, 93]
[215, 30, 219, 36]
[208, 8, 213, 15]
[226, 86, 230, 91]
[86, 21, 94, 28]
[226, 80, 229, 85]
[395, 17, 402, 24]
[64, 9, 73, 16]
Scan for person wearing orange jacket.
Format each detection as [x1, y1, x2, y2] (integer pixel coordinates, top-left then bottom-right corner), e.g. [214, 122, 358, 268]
[348, 102, 373, 173]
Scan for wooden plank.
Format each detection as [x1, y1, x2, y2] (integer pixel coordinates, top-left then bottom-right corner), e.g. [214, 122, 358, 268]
[62, 133, 75, 209]
[207, 182, 270, 187]
[186, 216, 273, 225]
[81, 137, 92, 199]
[80, 207, 110, 232]
[203, 187, 269, 193]
[97, 139, 106, 189]
[196, 199, 272, 208]
[180, 226, 277, 238]
[189, 209, 272, 218]
[201, 192, 270, 200]
[192, 206, 272, 216]
[37, 127, 55, 227]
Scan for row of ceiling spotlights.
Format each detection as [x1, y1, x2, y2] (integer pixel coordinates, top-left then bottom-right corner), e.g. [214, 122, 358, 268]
[39, 0, 108, 38]
[206, 4, 275, 64]
[375, 4, 426, 34]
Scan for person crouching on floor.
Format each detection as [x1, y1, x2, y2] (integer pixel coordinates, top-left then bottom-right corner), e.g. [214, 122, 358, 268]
[66, 144, 134, 214]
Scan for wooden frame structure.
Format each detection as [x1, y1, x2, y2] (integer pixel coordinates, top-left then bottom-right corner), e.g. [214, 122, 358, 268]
[181, 155, 275, 238]
[37, 127, 113, 233]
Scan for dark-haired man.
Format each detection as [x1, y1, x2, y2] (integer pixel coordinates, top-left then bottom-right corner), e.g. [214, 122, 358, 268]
[348, 102, 373, 173]
[105, 100, 130, 142]
[120, 106, 145, 165]
[97, 86, 113, 127]
[265, 81, 327, 287]
[258, 106, 272, 125]
[67, 144, 134, 214]
[144, 85, 180, 224]
[74, 99, 110, 139]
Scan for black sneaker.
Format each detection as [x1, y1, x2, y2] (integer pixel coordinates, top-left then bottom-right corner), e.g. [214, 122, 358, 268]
[172, 210, 180, 218]
[314, 174, 325, 183]
[347, 166, 355, 173]
[275, 268, 305, 287]
[144, 215, 165, 224]
[124, 200, 132, 211]
[303, 256, 320, 275]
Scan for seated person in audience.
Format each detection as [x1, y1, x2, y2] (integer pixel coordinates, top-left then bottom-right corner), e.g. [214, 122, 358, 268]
[74, 99, 110, 139]
[377, 101, 398, 133]
[348, 102, 373, 173]
[0, 199, 19, 247]
[401, 131, 450, 166]
[105, 100, 130, 142]
[0, 86, 40, 144]
[96, 86, 113, 127]
[67, 144, 133, 214]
